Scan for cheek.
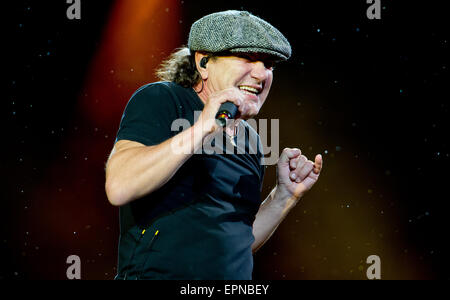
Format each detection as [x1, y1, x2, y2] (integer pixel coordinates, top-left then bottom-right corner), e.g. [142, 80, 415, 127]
[264, 74, 274, 92]
[258, 72, 273, 96]
[221, 65, 244, 87]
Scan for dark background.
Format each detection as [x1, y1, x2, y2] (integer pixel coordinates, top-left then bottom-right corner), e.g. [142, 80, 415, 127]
[2, 0, 448, 279]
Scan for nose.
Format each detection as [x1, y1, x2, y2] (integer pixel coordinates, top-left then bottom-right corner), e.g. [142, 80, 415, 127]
[250, 61, 269, 81]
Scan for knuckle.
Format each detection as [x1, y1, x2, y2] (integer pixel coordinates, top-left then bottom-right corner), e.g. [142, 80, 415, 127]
[227, 89, 236, 96]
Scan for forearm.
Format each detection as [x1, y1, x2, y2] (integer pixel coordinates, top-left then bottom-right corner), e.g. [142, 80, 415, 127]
[105, 122, 208, 206]
[251, 186, 298, 253]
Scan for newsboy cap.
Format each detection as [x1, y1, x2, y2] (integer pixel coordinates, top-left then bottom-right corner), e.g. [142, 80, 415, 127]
[188, 10, 292, 61]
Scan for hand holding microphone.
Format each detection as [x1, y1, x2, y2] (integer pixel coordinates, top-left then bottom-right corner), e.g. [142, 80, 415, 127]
[196, 88, 245, 134]
[198, 57, 242, 128]
[215, 102, 239, 127]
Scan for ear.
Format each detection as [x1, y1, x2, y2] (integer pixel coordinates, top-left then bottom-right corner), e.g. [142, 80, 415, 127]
[195, 52, 209, 80]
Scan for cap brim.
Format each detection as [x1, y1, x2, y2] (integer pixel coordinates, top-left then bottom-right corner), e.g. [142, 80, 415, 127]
[229, 47, 289, 62]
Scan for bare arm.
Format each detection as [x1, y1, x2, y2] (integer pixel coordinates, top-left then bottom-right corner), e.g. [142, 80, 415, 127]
[251, 186, 293, 253]
[252, 148, 323, 253]
[105, 87, 247, 207]
[105, 123, 207, 207]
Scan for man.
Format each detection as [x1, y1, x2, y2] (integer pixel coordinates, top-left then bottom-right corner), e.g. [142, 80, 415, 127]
[105, 10, 323, 280]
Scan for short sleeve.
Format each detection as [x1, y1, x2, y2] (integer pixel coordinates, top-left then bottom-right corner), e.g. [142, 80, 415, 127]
[115, 84, 178, 146]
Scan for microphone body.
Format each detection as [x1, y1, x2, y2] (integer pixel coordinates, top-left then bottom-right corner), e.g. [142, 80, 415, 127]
[215, 102, 238, 127]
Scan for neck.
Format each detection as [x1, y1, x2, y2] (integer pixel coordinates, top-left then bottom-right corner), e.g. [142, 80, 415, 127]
[193, 80, 210, 105]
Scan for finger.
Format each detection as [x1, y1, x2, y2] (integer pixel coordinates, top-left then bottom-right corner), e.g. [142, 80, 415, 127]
[224, 94, 243, 108]
[299, 171, 319, 191]
[296, 155, 307, 168]
[294, 160, 314, 183]
[212, 91, 245, 120]
[290, 155, 306, 181]
[313, 154, 323, 174]
[290, 157, 299, 170]
[228, 89, 252, 117]
[279, 148, 301, 165]
[291, 155, 306, 171]
[216, 89, 244, 107]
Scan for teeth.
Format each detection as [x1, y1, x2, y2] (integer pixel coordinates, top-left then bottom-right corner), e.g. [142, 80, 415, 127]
[241, 90, 256, 96]
[239, 86, 259, 94]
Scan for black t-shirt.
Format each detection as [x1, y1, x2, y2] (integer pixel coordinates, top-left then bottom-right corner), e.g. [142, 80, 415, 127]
[113, 82, 265, 280]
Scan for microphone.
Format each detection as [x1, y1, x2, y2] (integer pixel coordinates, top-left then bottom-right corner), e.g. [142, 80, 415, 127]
[215, 102, 238, 127]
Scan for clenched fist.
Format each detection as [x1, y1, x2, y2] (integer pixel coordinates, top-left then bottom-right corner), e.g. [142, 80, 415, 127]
[276, 148, 323, 201]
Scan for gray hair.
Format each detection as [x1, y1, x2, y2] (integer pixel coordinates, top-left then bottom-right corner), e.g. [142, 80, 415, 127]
[155, 47, 205, 88]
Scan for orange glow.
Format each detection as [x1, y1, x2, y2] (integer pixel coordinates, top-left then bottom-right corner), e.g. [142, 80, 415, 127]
[79, 0, 182, 128]
[20, 1, 183, 278]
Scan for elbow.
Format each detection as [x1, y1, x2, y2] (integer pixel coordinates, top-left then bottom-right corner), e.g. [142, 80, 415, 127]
[105, 179, 128, 207]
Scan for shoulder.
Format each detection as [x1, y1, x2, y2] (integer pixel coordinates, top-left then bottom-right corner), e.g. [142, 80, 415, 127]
[125, 81, 185, 110]
[131, 81, 179, 98]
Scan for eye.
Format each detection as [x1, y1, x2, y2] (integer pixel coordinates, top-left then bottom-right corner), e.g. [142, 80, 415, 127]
[238, 54, 253, 61]
[264, 61, 276, 70]
[237, 54, 275, 70]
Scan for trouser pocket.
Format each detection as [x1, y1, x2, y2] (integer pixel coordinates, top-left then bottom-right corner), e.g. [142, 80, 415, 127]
[136, 229, 160, 278]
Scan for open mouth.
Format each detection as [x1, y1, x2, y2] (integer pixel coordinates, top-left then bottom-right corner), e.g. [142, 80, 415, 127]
[238, 85, 261, 96]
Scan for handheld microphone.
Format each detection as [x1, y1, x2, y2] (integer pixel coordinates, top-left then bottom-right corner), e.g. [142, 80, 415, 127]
[215, 102, 238, 127]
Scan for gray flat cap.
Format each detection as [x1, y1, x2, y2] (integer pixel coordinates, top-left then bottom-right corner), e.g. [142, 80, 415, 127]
[188, 10, 291, 61]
